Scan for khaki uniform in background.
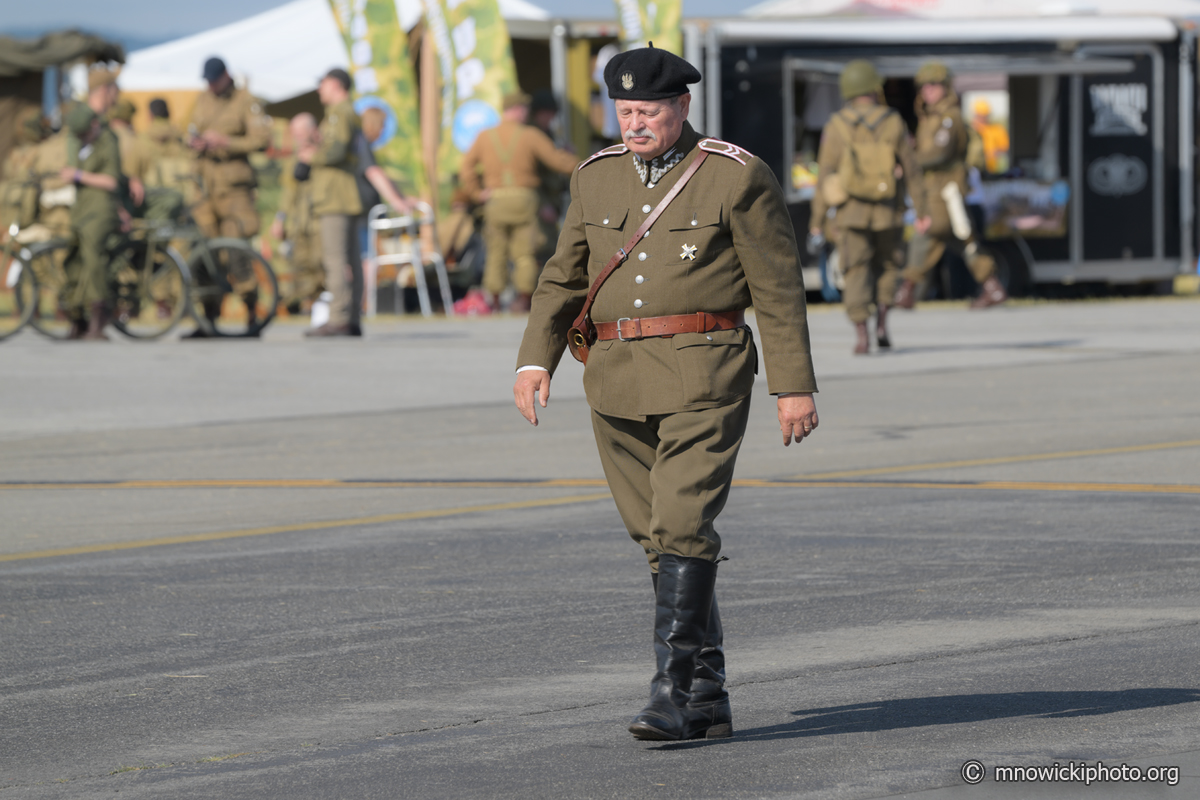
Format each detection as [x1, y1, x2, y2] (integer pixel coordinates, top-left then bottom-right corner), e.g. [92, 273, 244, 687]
[309, 98, 362, 329]
[518, 122, 817, 566]
[33, 132, 75, 239]
[1, 141, 41, 230]
[812, 99, 925, 325]
[188, 86, 271, 239]
[903, 90, 995, 288]
[127, 119, 195, 221]
[63, 126, 122, 316]
[460, 120, 578, 299]
[277, 157, 324, 304]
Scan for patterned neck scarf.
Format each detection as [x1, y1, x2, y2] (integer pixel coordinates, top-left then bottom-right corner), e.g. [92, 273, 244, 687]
[633, 147, 686, 188]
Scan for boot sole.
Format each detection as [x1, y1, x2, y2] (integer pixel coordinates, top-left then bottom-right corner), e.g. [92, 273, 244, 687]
[628, 721, 680, 741]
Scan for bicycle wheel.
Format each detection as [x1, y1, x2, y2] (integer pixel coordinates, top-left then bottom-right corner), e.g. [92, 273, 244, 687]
[0, 248, 37, 340]
[187, 238, 279, 337]
[111, 240, 191, 340]
[26, 239, 75, 341]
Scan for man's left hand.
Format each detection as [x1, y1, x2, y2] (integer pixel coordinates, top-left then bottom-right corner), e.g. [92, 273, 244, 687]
[777, 392, 818, 447]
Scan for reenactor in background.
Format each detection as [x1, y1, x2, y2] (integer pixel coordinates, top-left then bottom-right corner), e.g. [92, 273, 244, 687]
[59, 104, 123, 340]
[188, 56, 271, 239]
[125, 99, 194, 221]
[529, 90, 569, 269]
[108, 98, 146, 208]
[187, 56, 272, 333]
[459, 91, 578, 313]
[32, 120, 75, 240]
[894, 61, 1008, 310]
[271, 113, 324, 311]
[811, 60, 925, 354]
[298, 68, 363, 337]
[67, 66, 120, 169]
[0, 109, 49, 233]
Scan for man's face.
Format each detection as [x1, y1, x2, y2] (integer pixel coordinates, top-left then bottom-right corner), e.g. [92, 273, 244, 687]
[533, 109, 556, 131]
[290, 119, 316, 149]
[207, 72, 233, 96]
[616, 95, 690, 160]
[317, 77, 346, 106]
[920, 82, 946, 106]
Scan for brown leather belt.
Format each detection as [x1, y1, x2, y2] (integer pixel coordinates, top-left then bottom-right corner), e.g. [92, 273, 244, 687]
[594, 310, 745, 342]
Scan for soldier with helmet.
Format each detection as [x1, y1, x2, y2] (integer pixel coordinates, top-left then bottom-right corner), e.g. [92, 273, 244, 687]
[514, 44, 819, 742]
[894, 60, 1008, 310]
[810, 59, 925, 354]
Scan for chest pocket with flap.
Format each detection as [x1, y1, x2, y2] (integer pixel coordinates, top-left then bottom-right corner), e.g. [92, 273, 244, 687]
[584, 207, 630, 257]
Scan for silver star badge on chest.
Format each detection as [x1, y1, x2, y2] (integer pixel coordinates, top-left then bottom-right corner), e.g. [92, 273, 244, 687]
[681, 243, 697, 261]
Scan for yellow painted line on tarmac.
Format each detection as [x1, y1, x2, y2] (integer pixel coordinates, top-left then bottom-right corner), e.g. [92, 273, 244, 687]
[0, 493, 611, 563]
[0, 478, 610, 490]
[737, 479, 1200, 495]
[794, 438, 1200, 480]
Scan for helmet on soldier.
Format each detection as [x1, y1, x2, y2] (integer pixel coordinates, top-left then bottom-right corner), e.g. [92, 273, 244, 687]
[915, 61, 952, 87]
[839, 60, 883, 100]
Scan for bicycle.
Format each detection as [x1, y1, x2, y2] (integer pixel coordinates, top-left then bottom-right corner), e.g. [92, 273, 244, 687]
[0, 222, 39, 341]
[22, 223, 192, 341]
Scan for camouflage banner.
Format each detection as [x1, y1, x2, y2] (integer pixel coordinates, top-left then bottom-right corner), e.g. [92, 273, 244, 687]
[615, 0, 682, 55]
[328, 0, 428, 199]
[421, 0, 519, 211]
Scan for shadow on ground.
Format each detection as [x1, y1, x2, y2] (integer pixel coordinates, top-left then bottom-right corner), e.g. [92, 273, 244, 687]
[656, 689, 1200, 749]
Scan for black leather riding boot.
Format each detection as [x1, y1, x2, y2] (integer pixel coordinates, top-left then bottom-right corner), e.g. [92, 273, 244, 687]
[651, 572, 733, 739]
[629, 554, 717, 741]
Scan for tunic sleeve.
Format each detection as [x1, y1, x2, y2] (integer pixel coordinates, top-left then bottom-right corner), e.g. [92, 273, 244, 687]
[730, 159, 818, 395]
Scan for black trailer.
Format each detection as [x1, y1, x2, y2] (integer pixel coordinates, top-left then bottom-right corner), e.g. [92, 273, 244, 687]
[689, 16, 1196, 293]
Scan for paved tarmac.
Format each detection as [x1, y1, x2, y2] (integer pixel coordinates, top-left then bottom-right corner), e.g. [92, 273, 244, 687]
[1, 297, 1198, 799]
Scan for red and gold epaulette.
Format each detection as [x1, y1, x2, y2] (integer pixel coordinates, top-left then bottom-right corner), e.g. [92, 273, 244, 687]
[698, 138, 754, 165]
[577, 143, 629, 170]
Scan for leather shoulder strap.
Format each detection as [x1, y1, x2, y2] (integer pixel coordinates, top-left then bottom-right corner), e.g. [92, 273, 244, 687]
[571, 150, 709, 331]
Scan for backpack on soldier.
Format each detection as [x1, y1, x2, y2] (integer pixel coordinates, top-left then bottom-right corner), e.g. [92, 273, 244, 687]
[832, 107, 898, 202]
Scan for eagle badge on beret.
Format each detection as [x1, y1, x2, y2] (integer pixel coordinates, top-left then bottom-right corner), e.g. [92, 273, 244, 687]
[621, 73, 635, 91]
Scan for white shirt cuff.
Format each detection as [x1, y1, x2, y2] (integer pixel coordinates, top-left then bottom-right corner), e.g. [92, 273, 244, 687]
[516, 365, 550, 374]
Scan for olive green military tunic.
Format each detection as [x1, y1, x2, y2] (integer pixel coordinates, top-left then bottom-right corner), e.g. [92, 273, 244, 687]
[63, 126, 122, 314]
[903, 91, 995, 285]
[188, 85, 272, 239]
[517, 122, 817, 567]
[812, 99, 925, 324]
[309, 98, 362, 328]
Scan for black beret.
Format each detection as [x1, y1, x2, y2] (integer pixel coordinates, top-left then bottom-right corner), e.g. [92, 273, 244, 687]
[604, 44, 701, 101]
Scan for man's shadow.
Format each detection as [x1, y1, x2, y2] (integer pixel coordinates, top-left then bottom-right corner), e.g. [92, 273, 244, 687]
[655, 688, 1200, 749]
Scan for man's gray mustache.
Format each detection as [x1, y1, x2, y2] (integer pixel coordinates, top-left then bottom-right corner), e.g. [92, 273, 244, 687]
[624, 128, 657, 141]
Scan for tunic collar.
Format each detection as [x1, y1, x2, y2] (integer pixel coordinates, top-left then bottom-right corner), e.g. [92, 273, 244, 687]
[631, 122, 700, 188]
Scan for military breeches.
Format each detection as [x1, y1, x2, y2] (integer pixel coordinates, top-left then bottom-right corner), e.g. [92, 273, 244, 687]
[62, 215, 118, 314]
[319, 214, 361, 327]
[839, 227, 903, 323]
[482, 188, 538, 296]
[193, 189, 260, 240]
[591, 396, 752, 571]
[902, 232, 995, 285]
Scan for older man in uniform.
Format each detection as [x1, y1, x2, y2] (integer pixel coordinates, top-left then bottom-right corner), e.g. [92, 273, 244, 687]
[811, 60, 925, 354]
[299, 69, 363, 337]
[187, 57, 273, 333]
[460, 91, 578, 313]
[60, 105, 123, 340]
[513, 45, 819, 741]
[895, 61, 1007, 310]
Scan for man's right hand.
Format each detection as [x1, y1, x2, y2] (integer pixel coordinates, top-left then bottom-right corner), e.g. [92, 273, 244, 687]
[513, 369, 550, 426]
[915, 216, 932, 234]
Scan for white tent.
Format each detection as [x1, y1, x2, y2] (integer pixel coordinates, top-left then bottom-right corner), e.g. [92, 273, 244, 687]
[745, 0, 1200, 19]
[120, 0, 550, 103]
